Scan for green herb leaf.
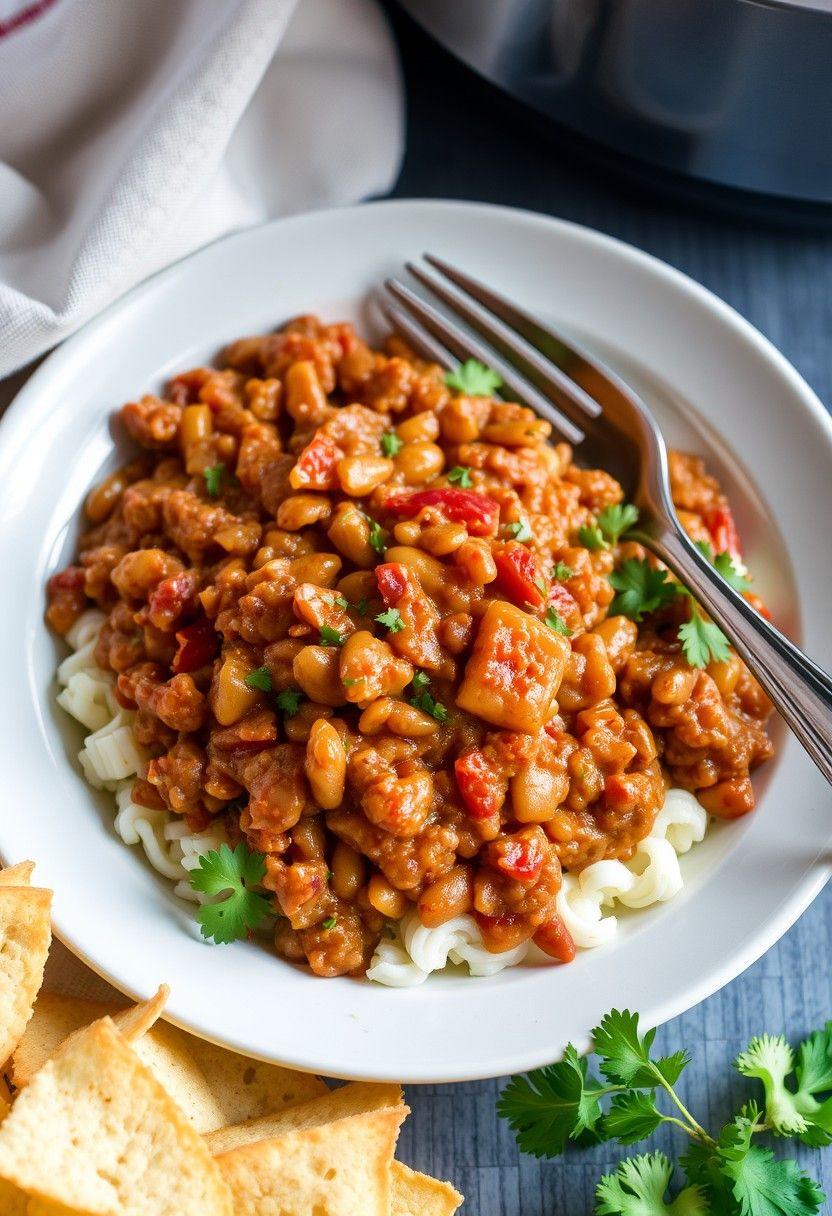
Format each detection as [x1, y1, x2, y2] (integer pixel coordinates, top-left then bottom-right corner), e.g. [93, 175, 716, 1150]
[409, 690, 449, 723]
[375, 607, 404, 633]
[507, 519, 533, 543]
[355, 598, 370, 617]
[321, 915, 337, 930]
[544, 607, 571, 636]
[445, 359, 503, 397]
[380, 431, 403, 458]
[190, 843, 272, 945]
[696, 540, 752, 594]
[448, 465, 473, 488]
[719, 1143, 824, 1216]
[603, 1092, 665, 1146]
[368, 520, 387, 556]
[274, 687, 303, 717]
[595, 1153, 707, 1216]
[411, 670, 431, 692]
[609, 560, 679, 622]
[334, 594, 349, 609]
[579, 523, 607, 552]
[678, 605, 731, 669]
[593, 1010, 690, 1090]
[552, 561, 574, 581]
[598, 503, 640, 545]
[319, 625, 345, 647]
[497, 1043, 606, 1159]
[244, 666, 272, 692]
[203, 464, 226, 498]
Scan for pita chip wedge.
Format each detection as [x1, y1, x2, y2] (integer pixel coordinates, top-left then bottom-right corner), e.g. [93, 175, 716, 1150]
[0, 885, 52, 1066]
[0, 1016, 232, 1215]
[390, 1161, 464, 1216]
[212, 1086, 408, 1216]
[12, 992, 325, 1133]
[0, 862, 35, 888]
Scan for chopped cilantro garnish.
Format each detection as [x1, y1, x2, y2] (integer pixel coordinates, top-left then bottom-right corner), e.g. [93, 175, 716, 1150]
[321, 915, 337, 930]
[274, 687, 303, 716]
[552, 562, 574, 581]
[410, 690, 449, 723]
[678, 605, 731, 669]
[334, 594, 349, 609]
[696, 541, 752, 594]
[448, 465, 473, 488]
[534, 576, 547, 594]
[597, 502, 639, 544]
[355, 597, 370, 617]
[375, 607, 404, 633]
[445, 359, 503, 397]
[189, 843, 271, 944]
[507, 519, 533, 544]
[579, 523, 607, 551]
[411, 670, 431, 692]
[368, 519, 387, 556]
[203, 464, 226, 498]
[609, 559, 679, 623]
[380, 431, 403, 458]
[319, 625, 344, 647]
[544, 607, 571, 636]
[244, 666, 272, 692]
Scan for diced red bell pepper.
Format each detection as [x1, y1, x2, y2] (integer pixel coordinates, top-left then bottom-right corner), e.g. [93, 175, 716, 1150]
[705, 505, 742, 561]
[487, 829, 546, 885]
[455, 749, 505, 819]
[172, 618, 219, 673]
[47, 565, 85, 594]
[147, 569, 199, 631]
[547, 582, 580, 622]
[533, 916, 576, 963]
[375, 562, 410, 606]
[493, 543, 545, 608]
[385, 488, 500, 537]
[289, 432, 343, 492]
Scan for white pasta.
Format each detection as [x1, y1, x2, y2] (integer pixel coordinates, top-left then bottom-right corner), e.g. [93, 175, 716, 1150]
[368, 787, 709, 986]
[79, 711, 147, 788]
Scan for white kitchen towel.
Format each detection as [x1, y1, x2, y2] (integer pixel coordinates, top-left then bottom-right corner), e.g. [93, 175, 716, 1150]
[0, 0, 404, 377]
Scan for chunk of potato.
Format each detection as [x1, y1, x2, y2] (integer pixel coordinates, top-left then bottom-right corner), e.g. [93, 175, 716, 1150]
[456, 600, 569, 732]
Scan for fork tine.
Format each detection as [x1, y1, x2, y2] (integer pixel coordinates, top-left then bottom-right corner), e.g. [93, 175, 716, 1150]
[384, 278, 585, 445]
[409, 260, 601, 426]
[381, 302, 455, 369]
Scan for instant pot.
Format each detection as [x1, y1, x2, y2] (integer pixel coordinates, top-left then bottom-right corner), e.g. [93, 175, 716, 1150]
[398, 0, 832, 218]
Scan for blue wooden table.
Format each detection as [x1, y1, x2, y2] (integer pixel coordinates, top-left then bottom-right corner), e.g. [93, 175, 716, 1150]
[385, 7, 832, 1210]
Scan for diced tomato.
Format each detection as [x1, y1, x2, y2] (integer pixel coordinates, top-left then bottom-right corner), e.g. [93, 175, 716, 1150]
[47, 566, 85, 594]
[375, 562, 410, 606]
[705, 505, 741, 560]
[455, 749, 505, 819]
[172, 618, 219, 673]
[385, 488, 500, 537]
[486, 828, 546, 885]
[147, 570, 199, 630]
[493, 543, 545, 608]
[533, 916, 576, 964]
[289, 432, 343, 492]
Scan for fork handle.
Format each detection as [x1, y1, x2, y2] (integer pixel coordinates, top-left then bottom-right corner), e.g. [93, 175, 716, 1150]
[642, 525, 832, 785]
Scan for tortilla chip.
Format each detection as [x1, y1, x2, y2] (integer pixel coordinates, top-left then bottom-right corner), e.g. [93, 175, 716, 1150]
[0, 862, 35, 888]
[205, 1080, 403, 1155]
[13, 992, 326, 1134]
[215, 1106, 407, 1216]
[391, 1161, 464, 1215]
[0, 1017, 232, 1214]
[0, 1179, 29, 1214]
[0, 887, 52, 1066]
[111, 984, 169, 1043]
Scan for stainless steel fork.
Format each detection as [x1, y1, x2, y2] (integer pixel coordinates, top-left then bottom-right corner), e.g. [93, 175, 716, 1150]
[382, 256, 832, 786]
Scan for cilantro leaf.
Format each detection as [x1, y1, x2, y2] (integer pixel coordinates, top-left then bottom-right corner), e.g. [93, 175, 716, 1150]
[244, 666, 272, 692]
[603, 1091, 664, 1146]
[736, 1036, 807, 1136]
[409, 690, 449, 723]
[696, 541, 752, 595]
[595, 1152, 707, 1216]
[203, 464, 226, 497]
[598, 503, 640, 545]
[609, 560, 679, 623]
[593, 1010, 690, 1090]
[795, 1023, 832, 1096]
[274, 687, 303, 717]
[448, 465, 473, 487]
[355, 597, 370, 617]
[719, 1144, 824, 1216]
[380, 430, 403, 458]
[678, 605, 730, 669]
[544, 607, 571, 636]
[319, 625, 345, 647]
[579, 523, 607, 551]
[368, 519, 387, 556]
[334, 594, 349, 609]
[497, 1043, 606, 1158]
[507, 519, 533, 543]
[321, 915, 337, 930]
[412, 670, 431, 692]
[552, 561, 574, 581]
[375, 607, 404, 633]
[445, 359, 502, 397]
[190, 843, 272, 945]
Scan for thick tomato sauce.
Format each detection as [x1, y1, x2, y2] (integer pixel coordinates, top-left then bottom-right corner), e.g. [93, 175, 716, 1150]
[47, 317, 774, 975]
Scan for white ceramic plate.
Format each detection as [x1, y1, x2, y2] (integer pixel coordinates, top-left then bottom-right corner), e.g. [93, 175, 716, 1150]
[1, 200, 830, 1083]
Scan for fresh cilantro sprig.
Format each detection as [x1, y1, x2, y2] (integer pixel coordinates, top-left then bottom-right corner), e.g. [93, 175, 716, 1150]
[203, 464, 226, 498]
[445, 359, 502, 397]
[274, 687, 303, 717]
[375, 607, 404, 633]
[189, 843, 272, 944]
[408, 671, 448, 722]
[380, 430, 403, 458]
[498, 1007, 827, 1216]
[609, 560, 679, 623]
[367, 519, 387, 556]
[506, 519, 534, 544]
[544, 607, 571, 636]
[552, 561, 574, 581]
[579, 502, 640, 551]
[319, 624, 345, 646]
[448, 465, 472, 487]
